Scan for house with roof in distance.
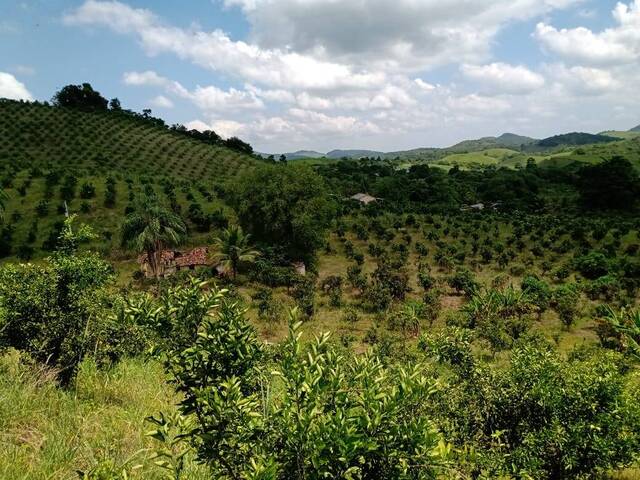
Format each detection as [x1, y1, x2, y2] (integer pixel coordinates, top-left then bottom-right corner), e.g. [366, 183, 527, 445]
[460, 201, 502, 212]
[349, 193, 379, 205]
[138, 246, 210, 278]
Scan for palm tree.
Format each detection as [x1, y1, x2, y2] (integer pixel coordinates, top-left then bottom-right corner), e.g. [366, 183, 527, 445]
[605, 306, 640, 360]
[212, 225, 259, 280]
[121, 200, 186, 279]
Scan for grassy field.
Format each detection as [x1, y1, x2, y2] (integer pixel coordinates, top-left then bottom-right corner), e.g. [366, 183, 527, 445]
[434, 148, 518, 168]
[0, 350, 209, 479]
[600, 130, 640, 140]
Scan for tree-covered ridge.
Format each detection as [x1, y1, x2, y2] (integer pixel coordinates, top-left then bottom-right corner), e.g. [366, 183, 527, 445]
[536, 132, 620, 148]
[0, 99, 257, 183]
[0, 85, 264, 263]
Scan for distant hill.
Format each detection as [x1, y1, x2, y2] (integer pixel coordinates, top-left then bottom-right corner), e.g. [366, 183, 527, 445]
[326, 149, 385, 159]
[257, 150, 326, 160]
[536, 132, 619, 149]
[384, 147, 441, 160]
[496, 133, 538, 148]
[448, 133, 537, 153]
[630, 125, 640, 133]
[285, 150, 325, 160]
[599, 130, 640, 140]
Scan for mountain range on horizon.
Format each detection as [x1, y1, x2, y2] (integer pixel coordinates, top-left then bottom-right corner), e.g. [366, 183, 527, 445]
[260, 127, 640, 160]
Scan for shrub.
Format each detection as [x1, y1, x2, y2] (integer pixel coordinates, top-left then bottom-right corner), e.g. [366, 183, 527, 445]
[151, 313, 446, 479]
[553, 283, 581, 329]
[320, 275, 343, 307]
[575, 251, 610, 279]
[463, 288, 535, 353]
[584, 274, 621, 301]
[79, 181, 96, 199]
[448, 268, 479, 298]
[35, 199, 49, 217]
[417, 269, 436, 291]
[428, 338, 640, 478]
[80, 201, 91, 213]
[346, 264, 366, 291]
[521, 275, 551, 318]
[0, 249, 113, 384]
[252, 287, 282, 324]
[291, 275, 316, 318]
[341, 306, 359, 324]
[371, 255, 410, 301]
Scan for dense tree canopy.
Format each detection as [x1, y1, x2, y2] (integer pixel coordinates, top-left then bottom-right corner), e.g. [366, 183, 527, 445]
[52, 83, 109, 111]
[577, 157, 640, 211]
[232, 164, 336, 261]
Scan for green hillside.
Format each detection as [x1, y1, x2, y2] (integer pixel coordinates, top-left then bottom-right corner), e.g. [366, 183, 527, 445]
[0, 100, 258, 263]
[446, 133, 537, 153]
[435, 148, 519, 168]
[533, 132, 619, 149]
[599, 130, 640, 140]
[538, 135, 640, 169]
[0, 100, 256, 183]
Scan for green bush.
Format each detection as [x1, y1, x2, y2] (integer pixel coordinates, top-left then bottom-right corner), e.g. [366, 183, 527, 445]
[575, 251, 610, 280]
[152, 305, 447, 479]
[0, 250, 113, 384]
[426, 337, 640, 478]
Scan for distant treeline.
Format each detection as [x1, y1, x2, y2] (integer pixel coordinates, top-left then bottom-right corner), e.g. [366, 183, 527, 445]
[317, 155, 640, 214]
[49, 83, 254, 155]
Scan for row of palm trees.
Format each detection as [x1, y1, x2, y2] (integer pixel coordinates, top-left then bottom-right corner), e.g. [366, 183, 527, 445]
[120, 199, 258, 280]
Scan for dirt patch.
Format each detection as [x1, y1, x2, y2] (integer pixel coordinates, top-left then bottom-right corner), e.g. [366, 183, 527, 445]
[441, 295, 464, 310]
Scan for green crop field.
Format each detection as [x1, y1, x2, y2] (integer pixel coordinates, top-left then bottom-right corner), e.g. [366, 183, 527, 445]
[434, 148, 518, 168]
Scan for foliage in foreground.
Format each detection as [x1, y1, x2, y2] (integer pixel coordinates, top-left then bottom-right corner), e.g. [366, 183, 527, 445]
[421, 328, 640, 479]
[143, 288, 448, 479]
[133, 286, 640, 480]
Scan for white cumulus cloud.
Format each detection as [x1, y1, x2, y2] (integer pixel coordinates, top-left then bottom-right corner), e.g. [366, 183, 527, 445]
[148, 95, 174, 108]
[535, 0, 640, 66]
[0, 72, 33, 101]
[461, 63, 545, 94]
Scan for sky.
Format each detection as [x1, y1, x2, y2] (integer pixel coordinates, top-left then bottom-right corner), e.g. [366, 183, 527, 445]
[1, 0, 639, 153]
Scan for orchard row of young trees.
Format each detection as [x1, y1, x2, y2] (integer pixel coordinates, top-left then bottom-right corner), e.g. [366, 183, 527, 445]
[51, 83, 254, 155]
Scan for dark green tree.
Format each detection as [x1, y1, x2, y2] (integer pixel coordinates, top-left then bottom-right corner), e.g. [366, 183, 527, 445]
[232, 164, 336, 262]
[52, 83, 108, 111]
[577, 157, 640, 210]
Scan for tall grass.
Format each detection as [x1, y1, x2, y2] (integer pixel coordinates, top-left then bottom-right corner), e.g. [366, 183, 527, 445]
[0, 350, 207, 479]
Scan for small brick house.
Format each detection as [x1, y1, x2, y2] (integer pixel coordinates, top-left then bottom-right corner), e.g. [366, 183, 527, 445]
[138, 247, 209, 278]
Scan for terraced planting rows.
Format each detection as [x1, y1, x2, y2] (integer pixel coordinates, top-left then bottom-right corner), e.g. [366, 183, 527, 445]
[0, 100, 257, 183]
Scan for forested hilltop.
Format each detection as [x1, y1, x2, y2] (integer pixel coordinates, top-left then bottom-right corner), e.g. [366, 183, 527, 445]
[0, 84, 640, 479]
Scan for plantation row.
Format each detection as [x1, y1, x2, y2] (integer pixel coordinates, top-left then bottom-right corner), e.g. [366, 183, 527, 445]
[0, 166, 233, 261]
[0, 99, 257, 183]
